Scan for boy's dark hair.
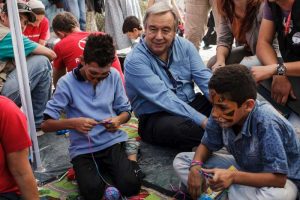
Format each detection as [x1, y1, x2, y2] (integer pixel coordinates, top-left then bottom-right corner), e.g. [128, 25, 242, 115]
[32, 8, 45, 15]
[122, 16, 142, 34]
[208, 64, 257, 107]
[83, 34, 115, 67]
[52, 12, 79, 33]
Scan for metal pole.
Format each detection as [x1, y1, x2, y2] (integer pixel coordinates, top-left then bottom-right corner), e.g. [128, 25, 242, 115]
[7, 0, 43, 170]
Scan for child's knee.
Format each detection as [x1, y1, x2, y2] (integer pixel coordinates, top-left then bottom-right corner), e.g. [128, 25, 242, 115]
[116, 162, 142, 196]
[117, 174, 141, 196]
[78, 178, 105, 200]
[173, 152, 193, 172]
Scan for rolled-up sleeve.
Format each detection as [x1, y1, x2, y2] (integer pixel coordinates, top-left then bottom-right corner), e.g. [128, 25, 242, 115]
[217, 17, 234, 50]
[187, 41, 212, 98]
[201, 116, 224, 151]
[44, 78, 71, 120]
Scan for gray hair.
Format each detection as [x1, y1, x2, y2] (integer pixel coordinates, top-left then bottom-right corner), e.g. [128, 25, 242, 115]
[143, 1, 178, 31]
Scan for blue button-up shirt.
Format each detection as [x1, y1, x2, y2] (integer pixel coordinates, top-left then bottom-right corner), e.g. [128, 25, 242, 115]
[202, 101, 300, 183]
[124, 36, 212, 125]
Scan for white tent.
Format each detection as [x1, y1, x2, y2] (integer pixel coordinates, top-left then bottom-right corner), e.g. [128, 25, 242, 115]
[7, 0, 42, 170]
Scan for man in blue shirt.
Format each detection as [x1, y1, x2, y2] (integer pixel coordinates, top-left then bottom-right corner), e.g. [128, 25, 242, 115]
[124, 2, 212, 150]
[173, 65, 300, 200]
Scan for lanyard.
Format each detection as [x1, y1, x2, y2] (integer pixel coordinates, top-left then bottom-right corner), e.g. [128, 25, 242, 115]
[284, 11, 292, 36]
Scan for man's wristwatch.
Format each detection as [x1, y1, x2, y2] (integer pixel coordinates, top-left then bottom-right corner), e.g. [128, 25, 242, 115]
[276, 63, 287, 75]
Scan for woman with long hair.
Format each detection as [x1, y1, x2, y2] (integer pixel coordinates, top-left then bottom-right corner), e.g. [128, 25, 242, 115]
[207, 0, 264, 71]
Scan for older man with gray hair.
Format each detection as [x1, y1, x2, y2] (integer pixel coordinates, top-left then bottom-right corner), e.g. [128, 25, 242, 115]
[124, 2, 212, 150]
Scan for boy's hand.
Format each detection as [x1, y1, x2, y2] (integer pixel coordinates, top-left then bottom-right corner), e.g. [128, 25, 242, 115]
[188, 165, 207, 200]
[72, 117, 98, 134]
[202, 168, 235, 192]
[100, 116, 121, 132]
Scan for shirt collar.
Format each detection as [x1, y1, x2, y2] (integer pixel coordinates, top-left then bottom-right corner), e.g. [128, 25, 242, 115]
[72, 64, 85, 81]
[239, 100, 258, 137]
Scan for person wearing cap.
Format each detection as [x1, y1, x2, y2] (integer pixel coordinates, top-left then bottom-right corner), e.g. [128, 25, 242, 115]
[24, 0, 50, 46]
[124, 3, 212, 150]
[0, 1, 56, 135]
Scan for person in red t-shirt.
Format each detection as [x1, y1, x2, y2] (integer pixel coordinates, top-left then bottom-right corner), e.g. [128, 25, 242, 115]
[0, 96, 39, 200]
[24, 0, 50, 46]
[52, 12, 124, 87]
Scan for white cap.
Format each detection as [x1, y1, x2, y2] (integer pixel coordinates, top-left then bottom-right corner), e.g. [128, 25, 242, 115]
[27, 0, 45, 10]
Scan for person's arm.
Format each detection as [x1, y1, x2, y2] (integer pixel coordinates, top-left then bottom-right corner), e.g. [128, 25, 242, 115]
[53, 67, 66, 88]
[256, 19, 277, 65]
[38, 39, 47, 46]
[42, 117, 98, 134]
[188, 116, 224, 199]
[256, 16, 295, 104]
[202, 168, 286, 192]
[252, 61, 300, 82]
[147, 0, 155, 8]
[32, 44, 56, 61]
[7, 148, 39, 200]
[188, 144, 212, 200]
[212, 46, 230, 71]
[210, 16, 233, 71]
[100, 69, 131, 132]
[188, 42, 212, 98]
[21, 34, 56, 60]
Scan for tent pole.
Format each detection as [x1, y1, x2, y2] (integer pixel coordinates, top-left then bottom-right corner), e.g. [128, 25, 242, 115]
[7, 0, 43, 171]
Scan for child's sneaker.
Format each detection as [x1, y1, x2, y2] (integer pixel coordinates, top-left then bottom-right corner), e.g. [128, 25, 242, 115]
[36, 128, 45, 136]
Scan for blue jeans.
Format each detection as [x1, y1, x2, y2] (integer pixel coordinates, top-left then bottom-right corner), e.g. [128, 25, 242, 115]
[63, 0, 86, 31]
[1, 55, 52, 129]
[173, 152, 298, 200]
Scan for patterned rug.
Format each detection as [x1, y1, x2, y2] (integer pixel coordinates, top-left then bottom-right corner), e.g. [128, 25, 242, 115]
[39, 175, 170, 200]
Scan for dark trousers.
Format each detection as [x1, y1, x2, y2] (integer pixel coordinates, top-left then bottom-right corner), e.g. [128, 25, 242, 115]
[0, 193, 21, 200]
[71, 143, 142, 200]
[138, 93, 212, 151]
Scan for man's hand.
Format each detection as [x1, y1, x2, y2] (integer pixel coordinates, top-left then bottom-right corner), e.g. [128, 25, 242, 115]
[200, 118, 208, 129]
[211, 62, 225, 73]
[72, 117, 98, 134]
[188, 165, 207, 200]
[202, 168, 235, 192]
[101, 116, 121, 132]
[271, 76, 296, 105]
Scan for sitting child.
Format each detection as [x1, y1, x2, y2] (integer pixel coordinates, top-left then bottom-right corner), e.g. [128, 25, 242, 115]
[24, 0, 50, 46]
[122, 15, 143, 47]
[41, 34, 142, 200]
[173, 64, 300, 200]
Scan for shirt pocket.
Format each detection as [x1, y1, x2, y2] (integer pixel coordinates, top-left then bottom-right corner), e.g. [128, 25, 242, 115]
[172, 58, 191, 80]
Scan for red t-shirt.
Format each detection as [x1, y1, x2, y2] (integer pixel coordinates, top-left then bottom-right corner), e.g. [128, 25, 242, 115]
[23, 17, 50, 43]
[0, 96, 31, 194]
[53, 32, 124, 84]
